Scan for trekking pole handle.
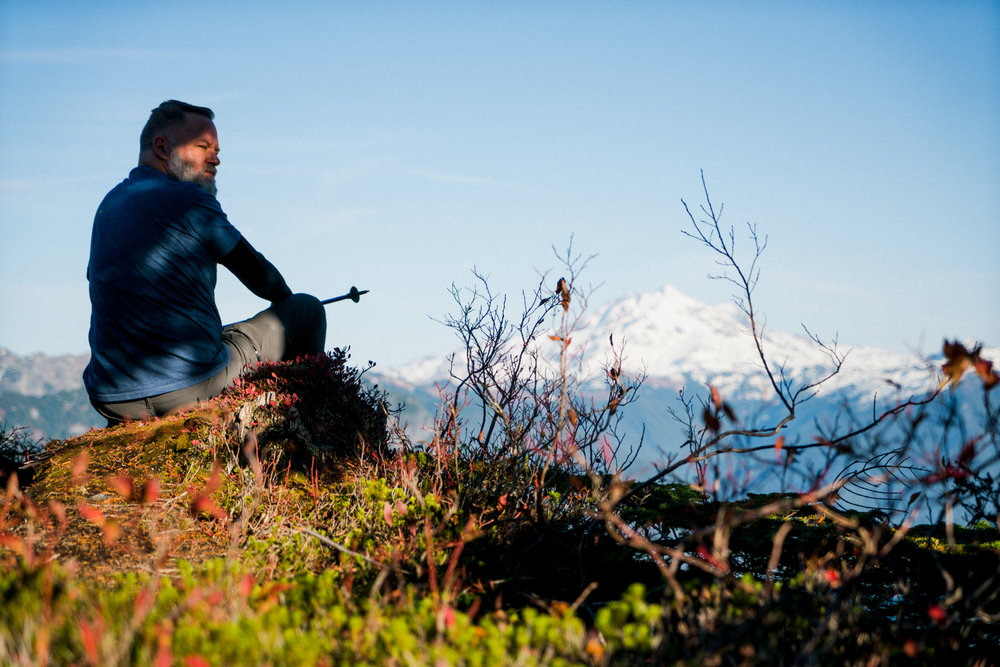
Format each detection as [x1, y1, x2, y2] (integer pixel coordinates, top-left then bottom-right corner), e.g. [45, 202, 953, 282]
[321, 286, 369, 305]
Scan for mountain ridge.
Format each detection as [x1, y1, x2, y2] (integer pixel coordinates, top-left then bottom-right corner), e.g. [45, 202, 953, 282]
[0, 347, 89, 397]
[377, 283, 947, 401]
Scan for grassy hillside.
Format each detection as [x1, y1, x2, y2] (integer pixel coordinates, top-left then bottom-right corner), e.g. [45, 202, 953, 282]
[2, 349, 997, 666]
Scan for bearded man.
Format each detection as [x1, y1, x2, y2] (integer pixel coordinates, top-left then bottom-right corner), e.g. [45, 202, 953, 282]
[84, 100, 326, 425]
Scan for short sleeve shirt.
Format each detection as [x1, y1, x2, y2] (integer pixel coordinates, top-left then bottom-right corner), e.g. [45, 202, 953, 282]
[83, 166, 242, 402]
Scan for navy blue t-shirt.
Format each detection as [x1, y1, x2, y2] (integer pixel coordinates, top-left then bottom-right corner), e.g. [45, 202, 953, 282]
[83, 166, 242, 402]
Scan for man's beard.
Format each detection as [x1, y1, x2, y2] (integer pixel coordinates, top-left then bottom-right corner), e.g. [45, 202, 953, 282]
[166, 152, 218, 197]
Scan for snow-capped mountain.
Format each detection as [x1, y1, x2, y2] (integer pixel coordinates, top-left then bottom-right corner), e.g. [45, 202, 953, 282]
[377, 284, 939, 404]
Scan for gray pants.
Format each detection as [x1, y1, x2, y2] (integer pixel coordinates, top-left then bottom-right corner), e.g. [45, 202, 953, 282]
[92, 294, 326, 425]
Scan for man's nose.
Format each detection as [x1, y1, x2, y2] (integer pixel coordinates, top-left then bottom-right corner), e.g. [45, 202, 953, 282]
[209, 151, 221, 165]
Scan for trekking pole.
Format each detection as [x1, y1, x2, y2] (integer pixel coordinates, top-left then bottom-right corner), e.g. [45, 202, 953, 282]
[321, 286, 369, 305]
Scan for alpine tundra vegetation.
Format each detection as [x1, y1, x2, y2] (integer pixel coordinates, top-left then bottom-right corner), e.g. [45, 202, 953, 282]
[1, 184, 998, 665]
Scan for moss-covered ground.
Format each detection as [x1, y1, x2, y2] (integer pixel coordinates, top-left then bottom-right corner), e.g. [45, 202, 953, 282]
[2, 353, 998, 665]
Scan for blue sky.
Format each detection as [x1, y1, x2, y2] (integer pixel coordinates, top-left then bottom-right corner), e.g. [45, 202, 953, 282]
[1, 1, 998, 369]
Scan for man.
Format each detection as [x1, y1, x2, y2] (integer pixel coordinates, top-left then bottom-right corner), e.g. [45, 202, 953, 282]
[84, 100, 326, 425]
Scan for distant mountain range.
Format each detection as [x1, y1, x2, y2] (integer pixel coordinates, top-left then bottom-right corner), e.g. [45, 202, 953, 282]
[2, 286, 993, 486]
[379, 285, 937, 396]
[0, 347, 89, 396]
[0, 348, 98, 441]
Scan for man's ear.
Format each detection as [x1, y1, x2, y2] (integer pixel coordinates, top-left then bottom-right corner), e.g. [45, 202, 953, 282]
[152, 135, 171, 162]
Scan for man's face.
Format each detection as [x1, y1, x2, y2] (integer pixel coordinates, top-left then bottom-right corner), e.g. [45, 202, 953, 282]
[164, 113, 221, 196]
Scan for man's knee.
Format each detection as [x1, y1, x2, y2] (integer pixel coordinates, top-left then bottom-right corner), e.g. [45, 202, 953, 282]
[291, 292, 323, 318]
[280, 293, 325, 328]
[277, 293, 326, 357]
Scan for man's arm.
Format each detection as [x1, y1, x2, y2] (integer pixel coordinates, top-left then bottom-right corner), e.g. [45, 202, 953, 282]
[220, 237, 293, 304]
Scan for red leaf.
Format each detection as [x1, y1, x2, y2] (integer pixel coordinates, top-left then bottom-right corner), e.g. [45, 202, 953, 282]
[102, 520, 122, 546]
[0, 533, 26, 556]
[142, 478, 160, 505]
[79, 619, 100, 664]
[695, 544, 729, 573]
[189, 464, 227, 520]
[204, 463, 223, 493]
[72, 451, 91, 485]
[190, 495, 227, 520]
[134, 588, 155, 619]
[940, 340, 973, 388]
[383, 501, 394, 527]
[154, 623, 173, 667]
[710, 385, 723, 409]
[974, 357, 999, 390]
[78, 503, 106, 525]
[556, 277, 570, 311]
[239, 573, 255, 599]
[106, 474, 134, 499]
[940, 340, 997, 390]
[47, 499, 66, 524]
[928, 604, 947, 625]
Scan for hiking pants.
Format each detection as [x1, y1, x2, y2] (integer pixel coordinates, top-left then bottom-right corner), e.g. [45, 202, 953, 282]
[91, 293, 326, 425]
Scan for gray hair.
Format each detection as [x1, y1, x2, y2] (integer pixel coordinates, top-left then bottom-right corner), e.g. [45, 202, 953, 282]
[139, 100, 214, 151]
